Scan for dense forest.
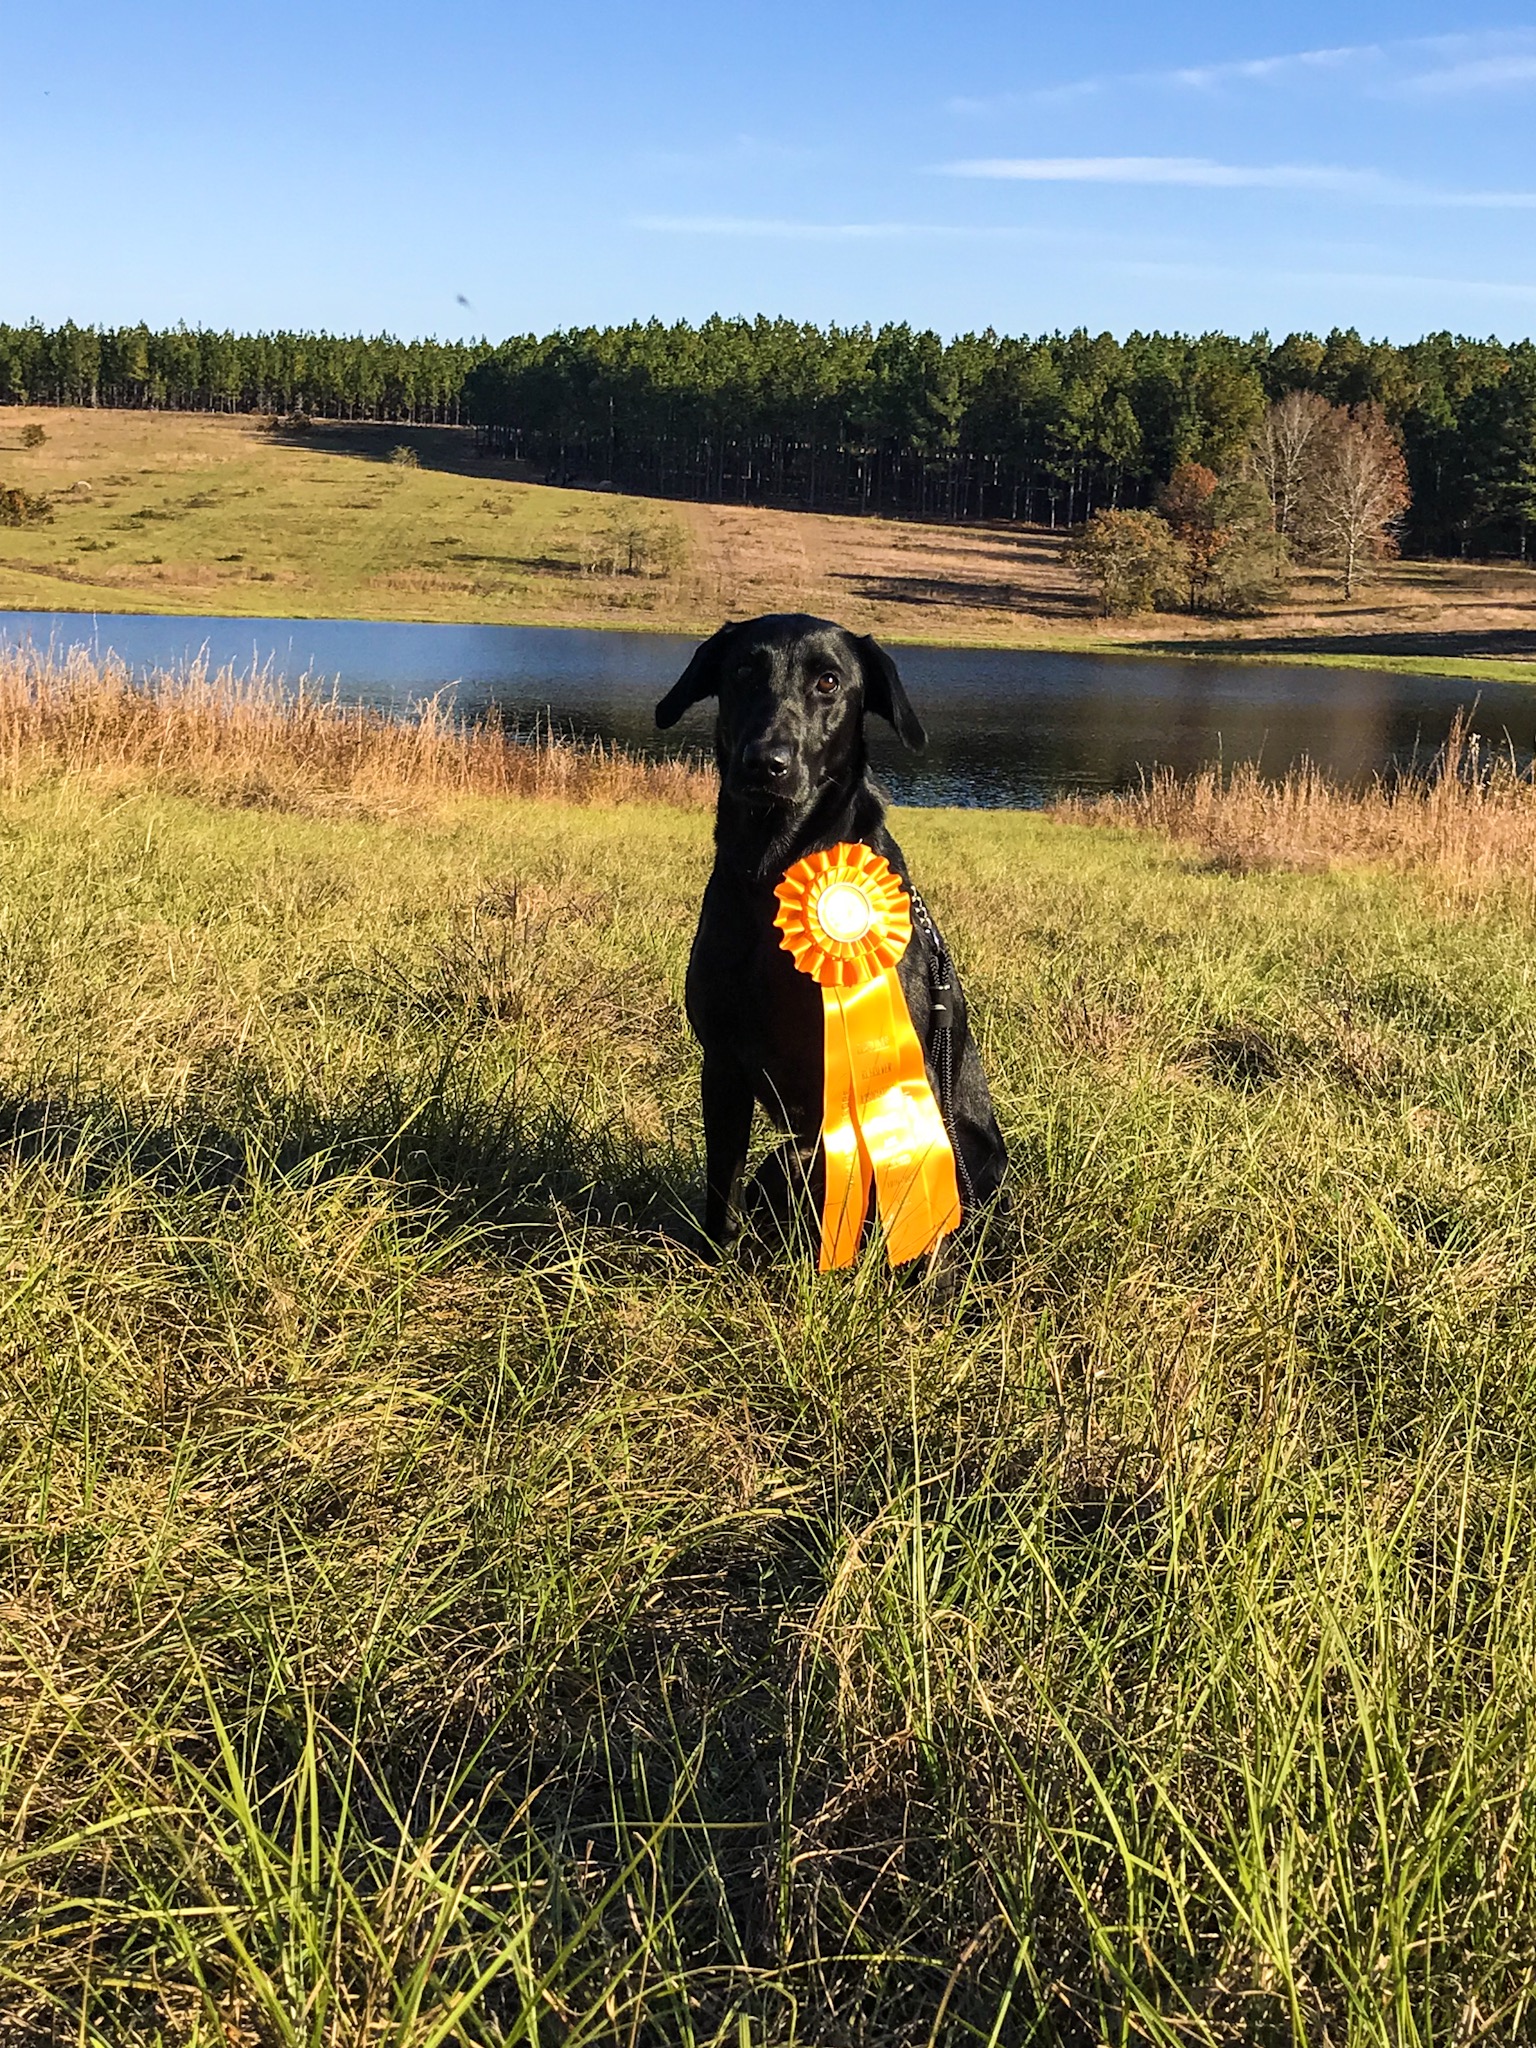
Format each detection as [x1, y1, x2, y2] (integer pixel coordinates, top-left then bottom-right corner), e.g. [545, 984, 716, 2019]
[0, 323, 484, 426]
[3, 317, 1534, 556]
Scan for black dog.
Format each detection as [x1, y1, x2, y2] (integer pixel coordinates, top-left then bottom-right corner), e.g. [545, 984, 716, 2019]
[656, 613, 1007, 1253]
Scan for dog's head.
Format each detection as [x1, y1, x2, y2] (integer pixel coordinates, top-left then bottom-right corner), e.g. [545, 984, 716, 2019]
[654, 614, 925, 811]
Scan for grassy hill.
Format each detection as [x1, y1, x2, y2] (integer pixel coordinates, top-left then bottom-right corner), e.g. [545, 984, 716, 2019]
[2, 408, 1535, 678]
[5, 658, 1536, 2041]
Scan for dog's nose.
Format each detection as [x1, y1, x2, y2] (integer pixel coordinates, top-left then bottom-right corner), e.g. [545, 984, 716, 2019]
[741, 740, 794, 784]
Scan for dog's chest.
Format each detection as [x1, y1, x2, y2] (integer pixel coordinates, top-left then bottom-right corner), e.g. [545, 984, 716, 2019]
[685, 884, 823, 1106]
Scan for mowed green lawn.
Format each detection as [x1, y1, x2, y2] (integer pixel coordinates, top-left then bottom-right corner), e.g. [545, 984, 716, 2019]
[5, 779, 1536, 2044]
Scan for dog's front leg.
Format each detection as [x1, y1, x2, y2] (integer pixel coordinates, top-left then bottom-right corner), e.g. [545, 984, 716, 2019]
[700, 1054, 755, 1247]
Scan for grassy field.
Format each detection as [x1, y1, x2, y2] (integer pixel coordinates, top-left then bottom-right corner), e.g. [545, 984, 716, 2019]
[5, 659, 1536, 2043]
[2, 408, 1534, 679]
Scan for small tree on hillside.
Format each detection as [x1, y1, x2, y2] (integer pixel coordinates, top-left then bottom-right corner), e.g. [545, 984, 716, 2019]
[579, 505, 688, 580]
[1303, 405, 1410, 597]
[1068, 507, 1183, 616]
[0, 484, 50, 527]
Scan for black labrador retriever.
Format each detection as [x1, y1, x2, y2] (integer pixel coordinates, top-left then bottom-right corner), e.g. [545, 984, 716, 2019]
[656, 613, 1007, 1254]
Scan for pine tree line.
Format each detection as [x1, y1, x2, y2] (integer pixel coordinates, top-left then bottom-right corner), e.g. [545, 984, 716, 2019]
[4, 317, 1534, 555]
[0, 323, 487, 423]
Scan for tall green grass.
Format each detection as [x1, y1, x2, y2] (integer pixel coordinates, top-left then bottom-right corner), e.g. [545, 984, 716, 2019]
[4, 779, 1536, 2043]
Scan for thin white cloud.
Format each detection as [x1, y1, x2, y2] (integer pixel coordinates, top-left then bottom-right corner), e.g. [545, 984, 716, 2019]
[639, 136, 828, 174]
[634, 215, 1053, 241]
[1162, 45, 1378, 90]
[1115, 259, 1536, 303]
[950, 29, 1536, 114]
[939, 156, 1536, 209]
[947, 40, 1382, 111]
[943, 156, 1383, 194]
[1394, 52, 1536, 97]
[634, 216, 919, 240]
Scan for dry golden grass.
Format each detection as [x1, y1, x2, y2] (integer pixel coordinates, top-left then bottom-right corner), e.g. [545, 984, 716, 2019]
[1061, 714, 1536, 906]
[0, 643, 711, 810]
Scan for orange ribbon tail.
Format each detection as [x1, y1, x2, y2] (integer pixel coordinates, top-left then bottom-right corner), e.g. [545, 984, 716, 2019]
[774, 843, 962, 1270]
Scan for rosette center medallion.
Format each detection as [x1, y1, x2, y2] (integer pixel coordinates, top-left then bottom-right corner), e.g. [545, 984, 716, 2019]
[815, 882, 875, 944]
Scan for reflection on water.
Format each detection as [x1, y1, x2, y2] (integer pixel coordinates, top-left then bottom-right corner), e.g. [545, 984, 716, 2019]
[3, 610, 1533, 809]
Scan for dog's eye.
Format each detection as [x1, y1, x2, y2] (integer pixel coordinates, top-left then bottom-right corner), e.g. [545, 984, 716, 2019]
[813, 671, 841, 696]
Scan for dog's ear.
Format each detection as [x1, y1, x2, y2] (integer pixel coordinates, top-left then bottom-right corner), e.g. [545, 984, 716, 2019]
[855, 634, 926, 751]
[655, 622, 739, 729]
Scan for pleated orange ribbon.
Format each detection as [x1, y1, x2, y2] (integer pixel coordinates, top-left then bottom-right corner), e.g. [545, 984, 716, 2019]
[774, 843, 962, 1270]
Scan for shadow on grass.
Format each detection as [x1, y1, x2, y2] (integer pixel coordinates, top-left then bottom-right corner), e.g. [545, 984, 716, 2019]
[0, 1080, 1119, 2040]
[838, 572, 1026, 612]
[1143, 625, 1536, 662]
[0, 1067, 706, 1260]
[261, 418, 537, 485]
[836, 565, 1094, 619]
[446, 547, 587, 577]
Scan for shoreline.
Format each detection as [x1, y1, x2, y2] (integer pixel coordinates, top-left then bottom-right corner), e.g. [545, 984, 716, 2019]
[3, 593, 1534, 687]
[1, 407, 1532, 685]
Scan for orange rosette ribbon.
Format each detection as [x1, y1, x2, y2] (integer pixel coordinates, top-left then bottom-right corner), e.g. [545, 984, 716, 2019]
[774, 843, 962, 1270]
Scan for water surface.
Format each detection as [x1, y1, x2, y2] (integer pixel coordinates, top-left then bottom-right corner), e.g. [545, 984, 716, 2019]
[2, 610, 1531, 808]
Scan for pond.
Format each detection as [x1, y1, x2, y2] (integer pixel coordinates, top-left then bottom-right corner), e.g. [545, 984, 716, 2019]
[2, 609, 1532, 809]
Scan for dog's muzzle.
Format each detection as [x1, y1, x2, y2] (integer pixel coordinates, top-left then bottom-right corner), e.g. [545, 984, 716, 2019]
[731, 740, 804, 806]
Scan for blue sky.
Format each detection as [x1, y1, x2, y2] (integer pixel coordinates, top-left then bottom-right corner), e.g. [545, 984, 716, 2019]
[6, 1, 1536, 342]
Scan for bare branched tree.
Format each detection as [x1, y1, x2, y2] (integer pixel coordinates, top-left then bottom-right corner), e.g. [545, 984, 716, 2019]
[1305, 405, 1411, 599]
[1249, 390, 1333, 548]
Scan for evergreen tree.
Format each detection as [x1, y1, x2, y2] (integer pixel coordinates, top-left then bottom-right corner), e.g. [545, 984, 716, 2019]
[0, 314, 1525, 551]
